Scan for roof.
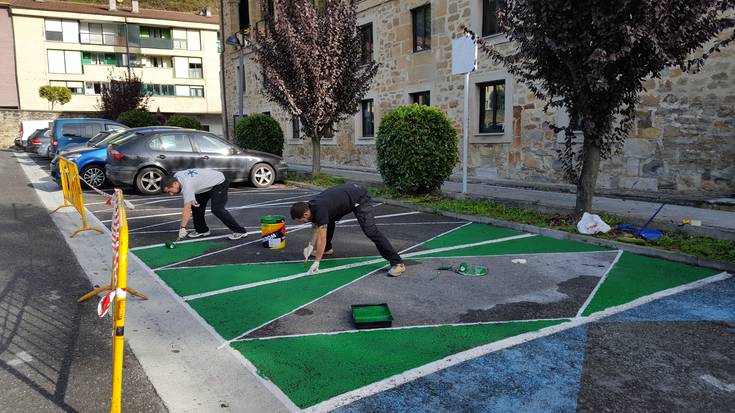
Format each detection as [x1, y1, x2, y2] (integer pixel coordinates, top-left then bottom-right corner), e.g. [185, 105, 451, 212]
[10, 0, 220, 25]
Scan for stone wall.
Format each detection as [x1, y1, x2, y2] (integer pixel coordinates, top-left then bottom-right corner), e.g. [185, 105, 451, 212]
[222, 0, 735, 196]
[0, 110, 92, 147]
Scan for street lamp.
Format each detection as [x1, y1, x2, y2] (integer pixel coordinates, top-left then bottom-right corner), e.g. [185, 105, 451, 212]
[226, 32, 249, 121]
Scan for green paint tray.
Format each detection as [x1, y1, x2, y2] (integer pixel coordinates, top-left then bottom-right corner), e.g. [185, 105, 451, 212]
[351, 304, 393, 329]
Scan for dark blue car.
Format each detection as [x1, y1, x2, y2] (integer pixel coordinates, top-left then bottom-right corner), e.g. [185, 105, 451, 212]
[51, 126, 180, 188]
[48, 118, 126, 155]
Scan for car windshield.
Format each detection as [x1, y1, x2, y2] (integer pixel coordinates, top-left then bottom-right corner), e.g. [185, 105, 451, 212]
[87, 131, 112, 146]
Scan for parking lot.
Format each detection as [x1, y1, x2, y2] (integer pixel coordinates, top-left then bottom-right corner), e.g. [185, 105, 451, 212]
[23, 152, 735, 412]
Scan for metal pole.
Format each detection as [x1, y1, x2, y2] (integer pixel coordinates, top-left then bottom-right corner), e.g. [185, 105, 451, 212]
[462, 71, 470, 194]
[238, 44, 244, 118]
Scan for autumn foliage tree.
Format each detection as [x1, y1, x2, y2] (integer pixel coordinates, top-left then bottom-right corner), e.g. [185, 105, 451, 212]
[253, 0, 379, 177]
[479, 0, 734, 215]
[98, 70, 150, 121]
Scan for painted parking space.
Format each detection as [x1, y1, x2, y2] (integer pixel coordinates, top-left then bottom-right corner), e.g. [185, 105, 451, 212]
[25, 154, 733, 411]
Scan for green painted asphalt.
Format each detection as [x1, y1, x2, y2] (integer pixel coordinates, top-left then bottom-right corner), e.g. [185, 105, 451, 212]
[133, 240, 227, 268]
[420, 223, 522, 249]
[413, 234, 609, 258]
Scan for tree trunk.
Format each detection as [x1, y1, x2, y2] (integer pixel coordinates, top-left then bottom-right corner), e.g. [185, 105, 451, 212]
[311, 135, 321, 178]
[574, 138, 602, 216]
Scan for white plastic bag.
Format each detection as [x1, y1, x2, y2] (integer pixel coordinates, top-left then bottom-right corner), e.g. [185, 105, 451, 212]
[577, 212, 611, 235]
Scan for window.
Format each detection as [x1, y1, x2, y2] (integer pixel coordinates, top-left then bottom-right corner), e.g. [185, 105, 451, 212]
[148, 134, 193, 152]
[143, 84, 175, 96]
[173, 30, 188, 49]
[262, 111, 271, 116]
[80, 22, 121, 45]
[190, 86, 204, 97]
[410, 91, 430, 106]
[45, 19, 79, 42]
[84, 81, 107, 95]
[361, 99, 374, 137]
[82, 51, 118, 65]
[140, 26, 169, 39]
[188, 58, 203, 78]
[47, 50, 82, 74]
[412, 5, 431, 52]
[172, 30, 200, 50]
[239, 1, 250, 30]
[45, 19, 63, 41]
[141, 56, 172, 68]
[482, 0, 503, 37]
[292, 116, 300, 140]
[478, 80, 505, 133]
[193, 134, 231, 154]
[359, 23, 373, 62]
[266, 0, 275, 17]
[50, 81, 84, 95]
[62, 123, 100, 139]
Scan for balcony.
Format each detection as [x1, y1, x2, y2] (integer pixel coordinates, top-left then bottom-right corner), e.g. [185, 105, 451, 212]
[80, 33, 124, 46]
[140, 37, 173, 49]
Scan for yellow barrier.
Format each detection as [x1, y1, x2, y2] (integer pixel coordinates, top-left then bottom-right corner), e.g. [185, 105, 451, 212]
[77, 189, 146, 412]
[52, 156, 103, 237]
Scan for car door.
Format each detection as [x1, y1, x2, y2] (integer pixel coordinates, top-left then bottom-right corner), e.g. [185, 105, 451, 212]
[191, 133, 247, 180]
[145, 132, 196, 173]
[60, 123, 86, 147]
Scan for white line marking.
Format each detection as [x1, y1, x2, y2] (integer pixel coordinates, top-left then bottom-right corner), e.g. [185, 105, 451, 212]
[104, 199, 305, 223]
[236, 318, 573, 342]
[306, 271, 732, 413]
[157, 256, 380, 271]
[398, 221, 471, 255]
[576, 250, 624, 318]
[700, 374, 735, 392]
[182, 232, 532, 300]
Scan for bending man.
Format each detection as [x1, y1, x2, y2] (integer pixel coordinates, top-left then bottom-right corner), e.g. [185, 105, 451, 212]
[291, 183, 405, 276]
[162, 168, 248, 240]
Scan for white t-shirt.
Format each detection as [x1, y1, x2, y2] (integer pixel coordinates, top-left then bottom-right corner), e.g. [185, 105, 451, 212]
[174, 169, 226, 205]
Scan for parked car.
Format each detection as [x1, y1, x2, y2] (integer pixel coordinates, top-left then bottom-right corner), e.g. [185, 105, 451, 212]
[36, 137, 53, 158]
[50, 126, 181, 188]
[106, 129, 288, 194]
[25, 128, 49, 153]
[14, 120, 52, 148]
[48, 118, 126, 154]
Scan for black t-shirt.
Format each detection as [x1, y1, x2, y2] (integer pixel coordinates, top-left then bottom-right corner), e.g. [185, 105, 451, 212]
[309, 183, 367, 226]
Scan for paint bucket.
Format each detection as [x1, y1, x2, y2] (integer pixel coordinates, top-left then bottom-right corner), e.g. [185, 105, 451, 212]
[261, 215, 286, 249]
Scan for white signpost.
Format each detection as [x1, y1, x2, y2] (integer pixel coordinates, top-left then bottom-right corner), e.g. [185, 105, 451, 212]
[452, 35, 478, 194]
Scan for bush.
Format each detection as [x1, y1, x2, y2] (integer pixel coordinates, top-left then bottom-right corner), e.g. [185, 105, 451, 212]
[166, 115, 203, 130]
[376, 105, 458, 195]
[234, 114, 284, 156]
[117, 109, 159, 128]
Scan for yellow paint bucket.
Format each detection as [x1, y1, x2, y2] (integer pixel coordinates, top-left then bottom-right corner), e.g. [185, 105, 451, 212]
[261, 215, 286, 249]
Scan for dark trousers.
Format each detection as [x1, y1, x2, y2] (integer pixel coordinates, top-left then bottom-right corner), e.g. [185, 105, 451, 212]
[192, 180, 247, 233]
[325, 195, 402, 266]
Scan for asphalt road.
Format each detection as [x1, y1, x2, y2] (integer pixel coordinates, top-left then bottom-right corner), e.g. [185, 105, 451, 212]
[0, 149, 167, 412]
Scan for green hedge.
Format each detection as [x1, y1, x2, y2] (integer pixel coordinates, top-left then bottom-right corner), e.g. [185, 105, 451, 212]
[117, 109, 159, 128]
[166, 115, 203, 130]
[376, 105, 458, 194]
[234, 114, 284, 156]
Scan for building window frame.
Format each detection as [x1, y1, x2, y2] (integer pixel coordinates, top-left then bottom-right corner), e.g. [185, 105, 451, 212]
[239, 1, 251, 30]
[482, 0, 504, 37]
[359, 23, 373, 62]
[410, 90, 431, 106]
[189, 86, 205, 97]
[361, 99, 375, 138]
[470, 71, 513, 143]
[411, 4, 431, 52]
[478, 80, 505, 134]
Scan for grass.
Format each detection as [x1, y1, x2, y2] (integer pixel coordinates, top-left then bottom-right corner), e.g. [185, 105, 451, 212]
[293, 179, 734, 264]
[287, 173, 346, 188]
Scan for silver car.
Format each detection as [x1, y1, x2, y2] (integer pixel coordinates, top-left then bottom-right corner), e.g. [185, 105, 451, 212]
[35, 136, 53, 158]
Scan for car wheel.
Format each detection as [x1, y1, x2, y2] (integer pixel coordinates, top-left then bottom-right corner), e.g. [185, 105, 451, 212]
[80, 165, 106, 188]
[136, 167, 165, 195]
[250, 163, 275, 188]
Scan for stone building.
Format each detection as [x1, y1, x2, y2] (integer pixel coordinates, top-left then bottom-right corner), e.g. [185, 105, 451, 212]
[220, 0, 735, 196]
[0, 0, 223, 146]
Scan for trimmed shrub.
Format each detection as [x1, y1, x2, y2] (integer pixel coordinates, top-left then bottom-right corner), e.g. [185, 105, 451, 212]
[376, 105, 458, 195]
[117, 109, 159, 128]
[234, 114, 284, 156]
[166, 115, 203, 130]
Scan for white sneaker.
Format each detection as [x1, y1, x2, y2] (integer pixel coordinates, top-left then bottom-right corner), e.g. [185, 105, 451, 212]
[388, 263, 406, 277]
[187, 230, 211, 238]
[228, 232, 248, 240]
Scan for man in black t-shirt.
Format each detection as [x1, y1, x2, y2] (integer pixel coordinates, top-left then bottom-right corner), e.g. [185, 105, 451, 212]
[290, 183, 405, 277]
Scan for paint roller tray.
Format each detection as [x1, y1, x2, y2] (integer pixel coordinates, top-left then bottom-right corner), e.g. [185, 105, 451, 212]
[351, 304, 393, 329]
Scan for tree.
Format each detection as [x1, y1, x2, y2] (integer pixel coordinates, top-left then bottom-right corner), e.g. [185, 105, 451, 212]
[166, 115, 203, 130]
[117, 109, 160, 128]
[234, 114, 284, 156]
[38, 86, 72, 110]
[252, 0, 379, 177]
[478, 0, 734, 215]
[98, 70, 149, 121]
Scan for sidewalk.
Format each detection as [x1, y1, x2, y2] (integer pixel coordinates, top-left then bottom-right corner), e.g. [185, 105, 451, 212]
[288, 164, 735, 241]
[0, 149, 167, 412]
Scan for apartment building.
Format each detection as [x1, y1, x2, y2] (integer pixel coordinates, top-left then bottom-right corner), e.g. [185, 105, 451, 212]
[6, 0, 223, 135]
[221, 0, 734, 196]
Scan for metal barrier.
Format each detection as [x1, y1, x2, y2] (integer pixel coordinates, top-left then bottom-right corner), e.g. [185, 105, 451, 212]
[77, 189, 146, 412]
[52, 156, 103, 237]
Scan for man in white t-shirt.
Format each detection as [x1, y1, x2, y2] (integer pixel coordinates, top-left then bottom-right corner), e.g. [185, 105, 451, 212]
[162, 169, 248, 240]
